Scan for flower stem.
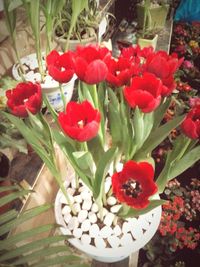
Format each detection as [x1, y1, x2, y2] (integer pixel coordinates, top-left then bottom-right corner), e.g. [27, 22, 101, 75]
[59, 83, 66, 110]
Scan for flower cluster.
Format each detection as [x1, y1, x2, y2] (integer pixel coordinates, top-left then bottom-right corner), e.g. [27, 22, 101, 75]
[3, 43, 200, 219]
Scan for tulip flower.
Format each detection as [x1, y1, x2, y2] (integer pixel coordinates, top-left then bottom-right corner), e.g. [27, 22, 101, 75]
[46, 50, 75, 83]
[58, 100, 101, 142]
[6, 82, 42, 118]
[181, 106, 200, 140]
[123, 73, 162, 113]
[112, 160, 158, 209]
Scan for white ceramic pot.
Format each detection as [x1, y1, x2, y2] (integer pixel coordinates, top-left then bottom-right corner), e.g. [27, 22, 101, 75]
[12, 53, 76, 111]
[54, 177, 162, 263]
[137, 34, 158, 51]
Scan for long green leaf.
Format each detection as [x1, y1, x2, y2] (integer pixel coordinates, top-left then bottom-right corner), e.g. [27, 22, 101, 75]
[153, 97, 171, 130]
[0, 224, 57, 250]
[0, 204, 52, 236]
[93, 147, 118, 199]
[0, 210, 18, 225]
[118, 199, 165, 218]
[0, 189, 30, 207]
[134, 115, 185, 159]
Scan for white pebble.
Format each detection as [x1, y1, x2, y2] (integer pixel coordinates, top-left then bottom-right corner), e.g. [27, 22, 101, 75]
[88, 212, 97, 223]
[74, 203, 81, 213]
[105, 177, 112, 194]
[110, 204, 122, 213]
[33, 73, 41, 82]
[74, 195, 82, 203]
[99, 226, 113, 238]
[78, 210, 88, 223]
[113, 225, 122, 236]
[81, 234, 91, 245]
[60, 194, 68, 204]
[120, 233, 133, 246]
[81, 219, 91, 232]
[122, 222, 131, 234]
[81, 190, 92, 200]
[78, 186, 87, 193]
[64, 213, 72, 224]
[82, 200, 92, 210]
[71, 179, 77, 189]
[60, 227, 71, 236]
[73, 228, 82, 238]
[67, 188, 75, 196]
[91, 203, 99, 213]
[104, 212, 115, 226]
[68, 217, 79, 230]
[116, 162, 123, 172]
[94, 237, 106, 249]
[89, 224, 100, 237]
[107, 196, 117, 206]
[107, 235, 120, 248]
[62, 205, 71, 215]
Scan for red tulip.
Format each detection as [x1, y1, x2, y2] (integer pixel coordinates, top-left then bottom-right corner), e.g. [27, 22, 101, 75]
[123, 73, 162, 113]
[58, 100, 101, 142]
[112, 160, 157, 209]
[6, 82, 42, 118]
[145, 51, 184, 96]
[46, 50, 75, 83]
[74, 44, 110, 84]
[181, 106, 200, 140]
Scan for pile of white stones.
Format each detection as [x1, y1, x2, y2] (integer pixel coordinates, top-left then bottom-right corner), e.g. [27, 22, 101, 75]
[59, 177, 154, 249]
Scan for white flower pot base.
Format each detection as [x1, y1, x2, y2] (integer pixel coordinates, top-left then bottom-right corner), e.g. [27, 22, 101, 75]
[12, 53, 76, 111]
[55, 177, 162, 263]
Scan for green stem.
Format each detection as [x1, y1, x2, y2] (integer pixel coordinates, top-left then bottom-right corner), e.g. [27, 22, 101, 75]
[59, 83, 66, 110]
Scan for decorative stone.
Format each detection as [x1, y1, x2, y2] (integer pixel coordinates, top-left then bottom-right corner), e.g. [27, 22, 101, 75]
[94, 236, 106, 249]
[104, 177, 112, 194]
[60, 227, 71, 236]
[78, 210, 88, 223]
[107, 196, 117, 206]
[74, 195, 82, 203]
[81, 234, 91, 245]
[107, 235, 120, 248]
[113, 225, 122, 236]
[88, 212, 97, 223]
[64, 213, 72, 224]
[91, 203, 99, 213]
[81, 219, 91, 232]
[99, 226, 113, 238]
[122, 222, 131, 234]
[74, 203, 81, 213]
[78, 186, 87, 193]
[68, 194, 75, 204]
[120, 233, 133, 246]
[81, 191, 92, 200]
[60, 195, 68, 204]
[67, 188, 75, 196]
[73, 228, 83, 238]
[116, 162, 123, 172]
[62, 205, 71, 215]
[68, 217, 79, 230]
[89, 224, 100, 238]
[71, 178, 77, 189]
[110, 204, 122, 213]
[104, 212, 115, 226]
[82, 200, 92, 210]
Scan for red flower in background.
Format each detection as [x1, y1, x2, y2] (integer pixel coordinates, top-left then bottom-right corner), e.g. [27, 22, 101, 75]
[58, 100, 101, 142]
[6, 82, 42, 118]
[181, 105, 200, 140]
[123, 73, 162, 113]
[145, 51, 184, 96]
[74, 44, 110, 84]
[46, 50, 75, 83]
[112, 160, 157, 209]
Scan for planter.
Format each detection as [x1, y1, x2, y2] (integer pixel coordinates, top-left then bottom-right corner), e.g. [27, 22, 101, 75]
[136, 4, 169, 30]
[137, 34, 158, 51]
[54, 176, 162, 263]
[12, 53, 76, 111]
[53, 33, 97, 51]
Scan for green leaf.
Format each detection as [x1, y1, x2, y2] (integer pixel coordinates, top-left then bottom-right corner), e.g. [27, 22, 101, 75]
[153, 97, 171, 130]
[8, 0, 23, 11]
[118, 199, 165, 218]
[108, 102, 122, 146]
[0, 235, 67, 262]
[0, 204, 52, 236]
[134, 115, 185, 159]
[73, 151, 95, 178]
[0, 189, 30, 207]
[0, 209, 18, 225]
[133, 107, 144, 150]
[0, 224, 57, 250]
[169, 145, 200, 181]
[93, 147, 118, 199]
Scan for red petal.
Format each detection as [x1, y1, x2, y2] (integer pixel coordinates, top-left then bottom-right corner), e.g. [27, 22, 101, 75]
[84, 60, 108, 84]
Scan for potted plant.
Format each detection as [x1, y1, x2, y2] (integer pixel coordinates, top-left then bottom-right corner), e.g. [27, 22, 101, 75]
[136, 0, 170, 50]
[3, 43, 200, 263]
